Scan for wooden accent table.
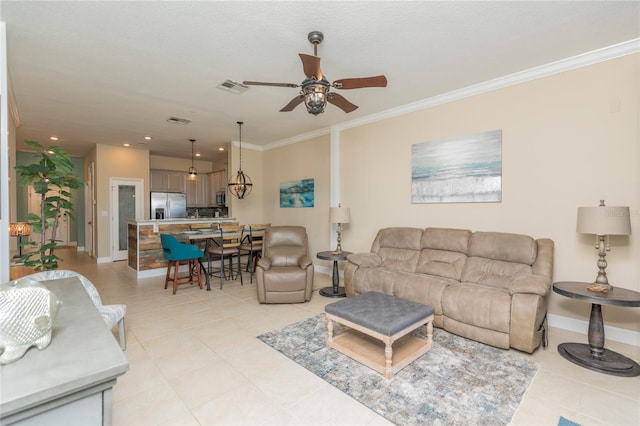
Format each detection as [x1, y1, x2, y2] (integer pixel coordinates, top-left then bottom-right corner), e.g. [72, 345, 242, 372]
[325, 292, 434, 379]
[317, 250, 352, 298]
[553, 281, 640, 377]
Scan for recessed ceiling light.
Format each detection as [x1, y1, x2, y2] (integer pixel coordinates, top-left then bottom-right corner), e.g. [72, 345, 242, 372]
[144, 136, 151, 140]
[50, 136, 58, 141]
[123, 143, 130, 147]
[196, 153, 201, 157]
[218, 147, 225, 151]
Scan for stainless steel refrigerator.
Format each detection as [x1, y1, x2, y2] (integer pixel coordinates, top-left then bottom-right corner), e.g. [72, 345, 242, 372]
[150, 192, 187, 219]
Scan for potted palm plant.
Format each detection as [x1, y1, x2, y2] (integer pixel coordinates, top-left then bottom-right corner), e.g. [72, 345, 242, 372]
[14, 140, 83, 271]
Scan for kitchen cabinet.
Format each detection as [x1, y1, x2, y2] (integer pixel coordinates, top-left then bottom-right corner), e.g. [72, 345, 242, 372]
[150, 170, 185, 193]
[209, 170, 227, 205]
[185, 175, 209, 207]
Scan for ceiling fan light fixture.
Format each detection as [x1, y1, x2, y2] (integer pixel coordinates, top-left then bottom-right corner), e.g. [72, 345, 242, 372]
[228, 121, 253, 199]
[302, 78, 330, 115]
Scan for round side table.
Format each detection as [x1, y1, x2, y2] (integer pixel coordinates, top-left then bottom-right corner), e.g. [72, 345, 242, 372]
[553, 281, 640, 377]
[317, 250, 352, 298]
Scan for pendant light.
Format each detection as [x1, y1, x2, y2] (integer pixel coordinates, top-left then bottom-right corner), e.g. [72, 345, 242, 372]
[228, 121, 253, 199]
[188, 139, 197, 180]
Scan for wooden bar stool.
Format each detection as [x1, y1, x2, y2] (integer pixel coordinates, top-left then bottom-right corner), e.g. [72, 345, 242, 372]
[160, 234, 204, 294]
[206, 225, 244, 290]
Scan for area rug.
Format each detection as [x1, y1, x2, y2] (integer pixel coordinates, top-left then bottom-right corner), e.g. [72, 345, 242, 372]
[257, 314, 538, 426]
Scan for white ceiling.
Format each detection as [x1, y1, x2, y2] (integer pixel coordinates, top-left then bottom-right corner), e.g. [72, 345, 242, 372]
[1, 1, 638, 163]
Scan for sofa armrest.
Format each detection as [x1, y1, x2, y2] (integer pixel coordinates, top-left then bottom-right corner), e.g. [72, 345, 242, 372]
[509, 275, 551, 296]
[299, 256, 313, 269]
[257, 257, 272, 271]
[346, 253, 382, 268]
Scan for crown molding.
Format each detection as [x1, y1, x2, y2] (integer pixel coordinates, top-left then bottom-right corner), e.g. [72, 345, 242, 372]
[337, 38, 640, 132]
[264, 127, 330, 151]
[229, 140, 263, 151]
[266, 37, 640, 150]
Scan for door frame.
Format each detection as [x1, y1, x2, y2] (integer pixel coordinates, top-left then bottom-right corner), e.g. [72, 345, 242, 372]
[85, 161, 95, 257]
[110, 177, 144, 261]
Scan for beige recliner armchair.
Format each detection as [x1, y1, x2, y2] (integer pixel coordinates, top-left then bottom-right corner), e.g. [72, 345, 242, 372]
[255, 226, 314, 303]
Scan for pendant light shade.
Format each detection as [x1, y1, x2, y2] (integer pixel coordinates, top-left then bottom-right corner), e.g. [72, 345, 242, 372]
[188, 139, 197, 180]
[228, 121, 253, 199]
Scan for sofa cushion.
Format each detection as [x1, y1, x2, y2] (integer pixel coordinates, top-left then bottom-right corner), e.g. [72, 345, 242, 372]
[461, 257, 533, 290]
[393, 271, 455, 317]
[442, 284, 511, 333]
[376, 227, 423, 251]
[468, 232, 537, 265]
[374, 228, 423, 273]
[352, 268, 396, 296]
[416, 249, 467, 280]
[421, 228, 471, 253]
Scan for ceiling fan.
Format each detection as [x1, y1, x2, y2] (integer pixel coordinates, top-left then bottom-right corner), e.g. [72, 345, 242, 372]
[243, 31, 387, 115]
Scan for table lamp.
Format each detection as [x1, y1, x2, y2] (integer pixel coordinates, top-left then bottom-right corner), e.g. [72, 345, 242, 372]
[9, 222, 31, 259]
[576, 200, 631, 291]
[329, 205, 351, 254]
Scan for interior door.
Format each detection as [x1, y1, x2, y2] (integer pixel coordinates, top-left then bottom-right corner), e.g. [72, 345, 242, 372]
[111, 178, 143, 261]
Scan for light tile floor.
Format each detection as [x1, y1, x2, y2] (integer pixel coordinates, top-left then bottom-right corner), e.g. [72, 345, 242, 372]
[29, 249, 640, 425]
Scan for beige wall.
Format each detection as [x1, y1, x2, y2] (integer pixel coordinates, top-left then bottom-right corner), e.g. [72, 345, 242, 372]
[227, 143, 264, 226]
[263, 134, 331, 262]
[336, 54, 639, 331]
[93, 144, 150, 259]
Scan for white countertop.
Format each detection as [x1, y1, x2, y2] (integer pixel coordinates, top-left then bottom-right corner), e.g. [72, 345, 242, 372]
[128, 218, 235, 225]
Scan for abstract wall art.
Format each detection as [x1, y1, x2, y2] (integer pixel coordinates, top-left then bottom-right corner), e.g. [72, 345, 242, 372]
[411, 129, 502, 203]
[280, 178, 315, 208]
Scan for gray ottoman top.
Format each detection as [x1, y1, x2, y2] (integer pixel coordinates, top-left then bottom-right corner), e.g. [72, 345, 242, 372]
[325, 291, 435, 336]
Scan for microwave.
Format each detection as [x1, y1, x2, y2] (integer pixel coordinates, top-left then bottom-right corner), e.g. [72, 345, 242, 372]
[216, 190, 225, 206]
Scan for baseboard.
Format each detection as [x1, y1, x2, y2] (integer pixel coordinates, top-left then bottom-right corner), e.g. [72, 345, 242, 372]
[96, 256, 112, 264]
[314, 265, 331, 276]
[547, 313, 639, 347]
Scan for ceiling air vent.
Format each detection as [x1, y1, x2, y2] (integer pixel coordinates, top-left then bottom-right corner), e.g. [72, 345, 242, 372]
[217, 79, 250, 94]
[167, 116, 192, 125]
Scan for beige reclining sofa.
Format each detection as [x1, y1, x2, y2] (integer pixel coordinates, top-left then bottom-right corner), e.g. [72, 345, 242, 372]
[344, 227, 554, 353]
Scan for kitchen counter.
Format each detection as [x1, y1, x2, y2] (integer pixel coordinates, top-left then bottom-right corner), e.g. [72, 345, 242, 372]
[127, 218, 236, 278]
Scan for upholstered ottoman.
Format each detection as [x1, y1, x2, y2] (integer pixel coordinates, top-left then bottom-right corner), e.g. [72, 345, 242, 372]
[324, 291, 434, 379]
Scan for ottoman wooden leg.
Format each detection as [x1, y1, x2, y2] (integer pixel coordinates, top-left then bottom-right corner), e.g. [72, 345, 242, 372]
[327, 318, 334, 344]
[384, 339, 394, 379]
[426, 320, 434, 350]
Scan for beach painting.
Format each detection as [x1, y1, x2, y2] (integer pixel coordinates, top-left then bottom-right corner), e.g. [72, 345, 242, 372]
[280, 178, 315, 208]
[412, 129, 502, 203]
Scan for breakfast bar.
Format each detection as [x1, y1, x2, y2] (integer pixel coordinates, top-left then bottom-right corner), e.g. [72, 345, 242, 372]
[127, 218, 236, 278]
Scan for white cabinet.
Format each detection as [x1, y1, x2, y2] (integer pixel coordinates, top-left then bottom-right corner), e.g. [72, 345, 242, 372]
[150, 170, 185, 193]
[209, 170, 227, 205]
[185, 175, 209, 207]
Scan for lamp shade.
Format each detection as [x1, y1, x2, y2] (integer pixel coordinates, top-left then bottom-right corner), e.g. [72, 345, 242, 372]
[9, 222, 31, 237]
[576, 205, 631, 235]
[329, 207, 351, 224]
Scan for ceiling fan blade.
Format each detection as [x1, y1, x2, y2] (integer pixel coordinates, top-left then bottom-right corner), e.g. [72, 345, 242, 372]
[299, 54, 323, 80]
[280, 95, 304, 112]
[333, 75, 388, 89]
[243, 81, 299, 88]
[327, 93, 358, 113]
